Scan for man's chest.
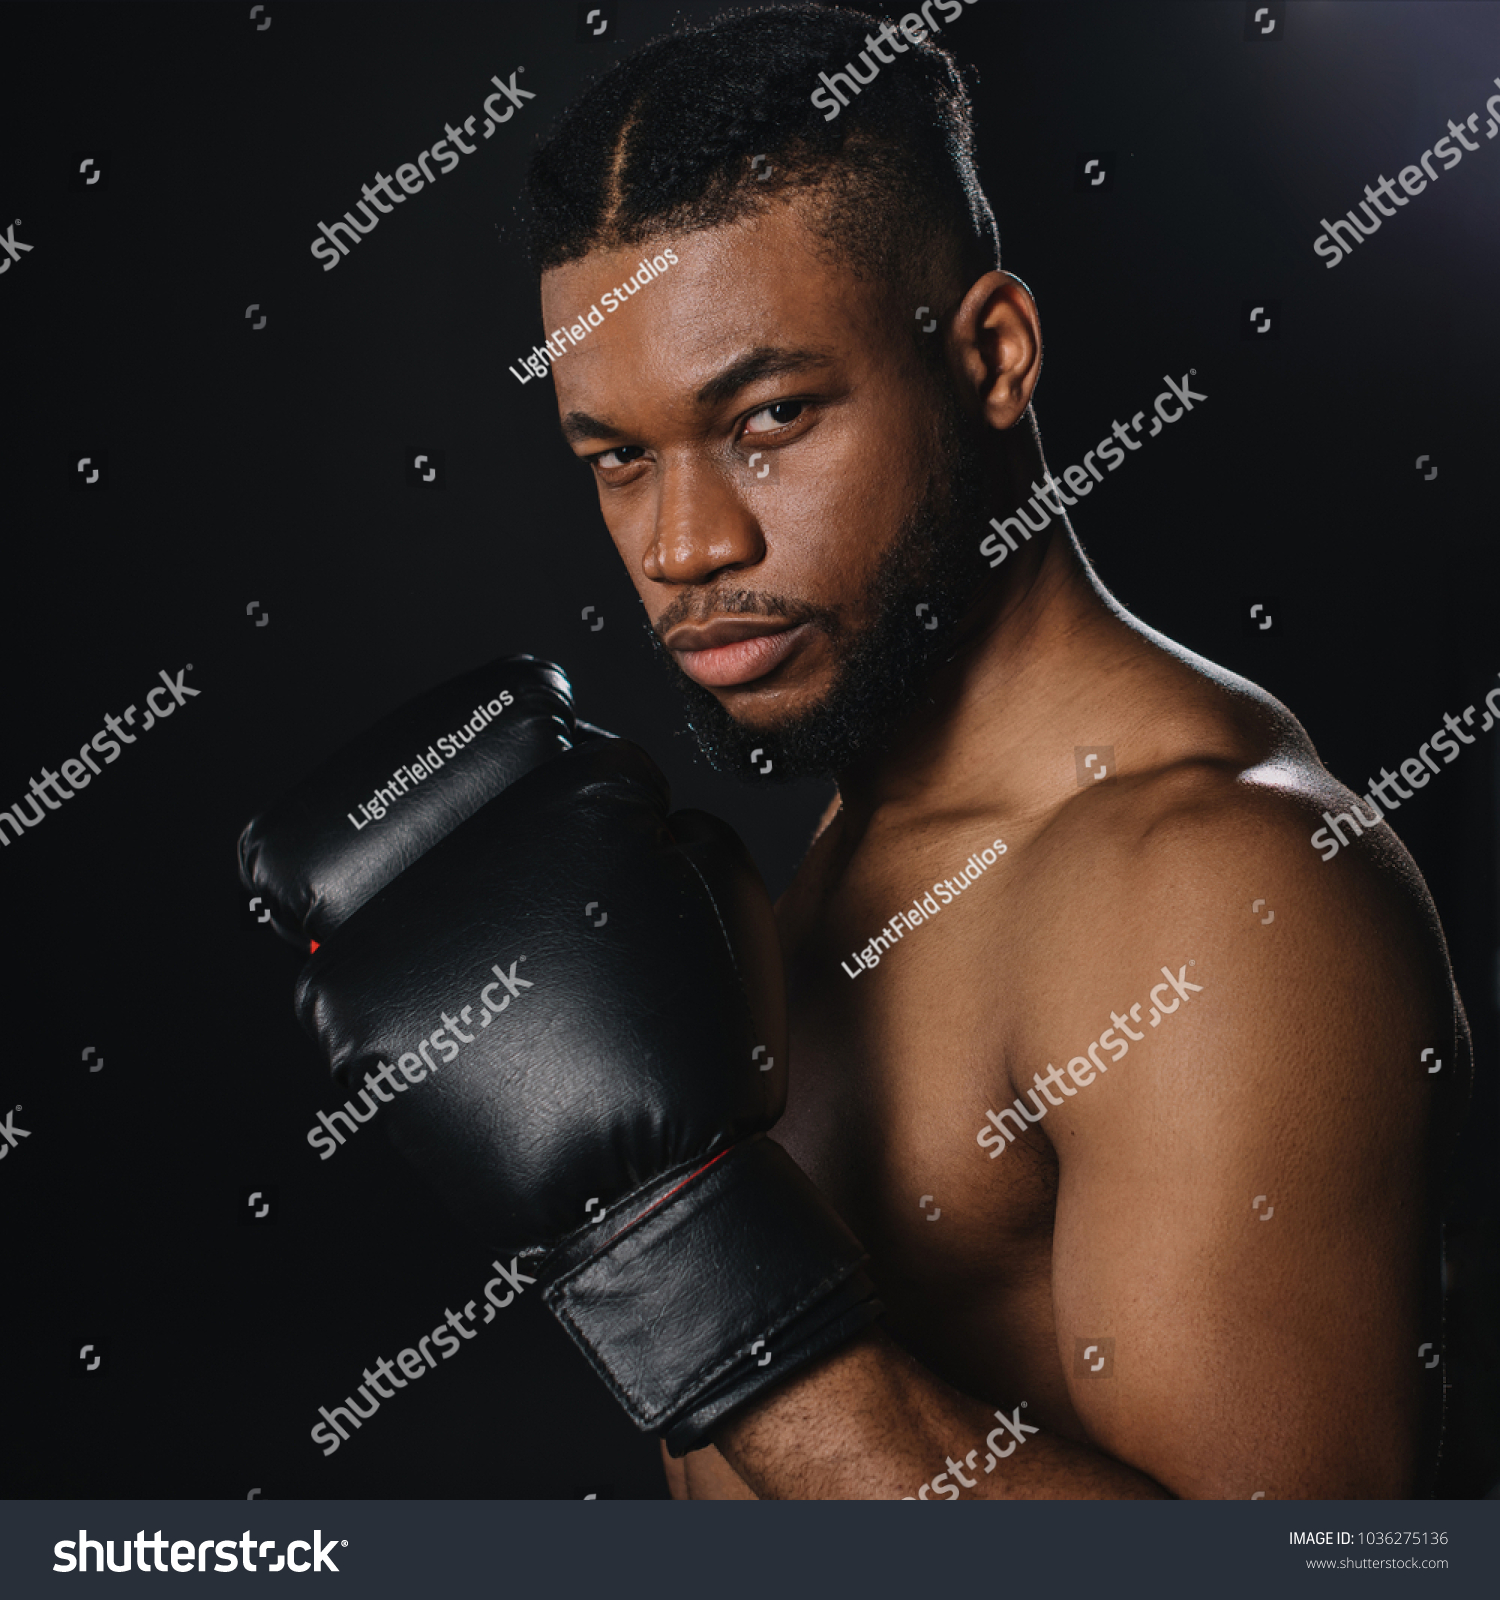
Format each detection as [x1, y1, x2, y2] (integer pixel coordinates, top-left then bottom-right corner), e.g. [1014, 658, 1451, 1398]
[771, 820, 1061, 1342]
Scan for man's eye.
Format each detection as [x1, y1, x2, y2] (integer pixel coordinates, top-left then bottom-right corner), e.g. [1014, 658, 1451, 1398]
[595, 444, 646, 468]
[744, 400, 805, 435]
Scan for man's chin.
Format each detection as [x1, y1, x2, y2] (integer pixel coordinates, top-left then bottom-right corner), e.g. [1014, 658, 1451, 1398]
[670, 669, 840, 783]
[665, 649, 920, 784]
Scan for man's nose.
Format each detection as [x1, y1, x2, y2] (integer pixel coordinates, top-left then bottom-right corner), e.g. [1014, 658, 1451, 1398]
[642, 461, 766, 584]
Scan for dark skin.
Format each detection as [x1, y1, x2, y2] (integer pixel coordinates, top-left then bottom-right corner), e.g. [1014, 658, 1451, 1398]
[542, 195, 1469, 1499]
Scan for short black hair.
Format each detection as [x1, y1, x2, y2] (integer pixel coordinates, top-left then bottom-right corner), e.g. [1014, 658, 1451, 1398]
[523, 3, 1000, 311]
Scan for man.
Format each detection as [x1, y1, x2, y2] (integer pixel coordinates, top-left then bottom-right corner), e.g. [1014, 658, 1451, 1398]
[520, 5, 1470, 1497]
[246, 4, 1470, 1502]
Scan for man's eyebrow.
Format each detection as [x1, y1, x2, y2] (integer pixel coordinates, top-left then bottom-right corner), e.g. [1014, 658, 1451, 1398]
[694, 345, 836, 410]
[561, 409, 618, 446]
[559, 345, 836, 447]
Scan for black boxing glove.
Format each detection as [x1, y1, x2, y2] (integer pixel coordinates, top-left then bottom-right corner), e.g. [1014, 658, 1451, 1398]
[238, 655, 599, 948]
[294, 736, 882, 1455]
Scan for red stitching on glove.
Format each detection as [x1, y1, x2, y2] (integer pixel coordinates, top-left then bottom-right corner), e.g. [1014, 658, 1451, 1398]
[606, 1145, 735, 1246]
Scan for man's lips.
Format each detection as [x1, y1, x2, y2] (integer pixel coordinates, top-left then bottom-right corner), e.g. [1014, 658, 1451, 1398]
[666, 619, 813, 688]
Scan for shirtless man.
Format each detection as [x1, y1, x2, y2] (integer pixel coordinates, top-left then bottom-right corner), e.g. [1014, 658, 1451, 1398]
[250, 4, 1470, 1502]
[523, 5, 1470, 1498]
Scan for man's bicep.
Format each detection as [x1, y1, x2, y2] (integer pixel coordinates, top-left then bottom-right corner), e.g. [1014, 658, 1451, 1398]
[1047, 950, 1435, 1499]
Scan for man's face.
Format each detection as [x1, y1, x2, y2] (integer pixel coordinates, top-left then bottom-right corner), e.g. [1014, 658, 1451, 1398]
[543, 197, 988, 779]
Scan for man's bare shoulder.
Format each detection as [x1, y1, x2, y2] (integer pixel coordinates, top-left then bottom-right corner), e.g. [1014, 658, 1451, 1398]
[1054, 677, 1444, 978]
[998, 650, 1463, 1122]
[998, 704, 1457, 1499]
[991, 636, 1464, 1139]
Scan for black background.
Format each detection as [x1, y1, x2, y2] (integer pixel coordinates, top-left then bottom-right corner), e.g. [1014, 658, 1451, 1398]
[2, 0, 1497, 1500]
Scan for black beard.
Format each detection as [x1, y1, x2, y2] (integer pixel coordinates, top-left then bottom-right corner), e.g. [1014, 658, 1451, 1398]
[647, 400, 994, 783]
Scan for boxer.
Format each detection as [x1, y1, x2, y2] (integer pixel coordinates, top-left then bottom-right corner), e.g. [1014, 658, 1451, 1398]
[245, 5, 1471, 1499]
[524, 4, 1470, 1498]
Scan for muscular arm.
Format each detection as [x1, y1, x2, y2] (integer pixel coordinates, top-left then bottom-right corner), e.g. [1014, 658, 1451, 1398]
[712, 783, 1453, 1500]
[716, 1325, 1169, 1499]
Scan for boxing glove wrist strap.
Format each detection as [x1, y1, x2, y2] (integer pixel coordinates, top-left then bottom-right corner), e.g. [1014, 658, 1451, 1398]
[541, 1135, 882, 1455]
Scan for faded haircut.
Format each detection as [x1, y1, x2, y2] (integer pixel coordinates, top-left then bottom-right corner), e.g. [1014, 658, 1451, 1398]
[522, 2, 1000, 322]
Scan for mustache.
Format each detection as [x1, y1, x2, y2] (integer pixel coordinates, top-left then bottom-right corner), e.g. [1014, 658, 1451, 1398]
[649, 588, 844, 645]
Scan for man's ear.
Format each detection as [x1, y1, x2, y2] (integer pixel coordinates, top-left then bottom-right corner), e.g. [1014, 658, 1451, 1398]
[949, 271, 1042, 431]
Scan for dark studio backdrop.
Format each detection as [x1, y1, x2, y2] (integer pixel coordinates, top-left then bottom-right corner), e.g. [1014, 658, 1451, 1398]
[2, 0, 1497, 1500]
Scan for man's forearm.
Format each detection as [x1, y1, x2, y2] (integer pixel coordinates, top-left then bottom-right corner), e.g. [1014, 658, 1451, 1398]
[712, 1326, 1172, 1500]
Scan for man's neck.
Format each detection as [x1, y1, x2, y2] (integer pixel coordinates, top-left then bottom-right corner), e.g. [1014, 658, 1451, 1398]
[834, 523, 1143, 829]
